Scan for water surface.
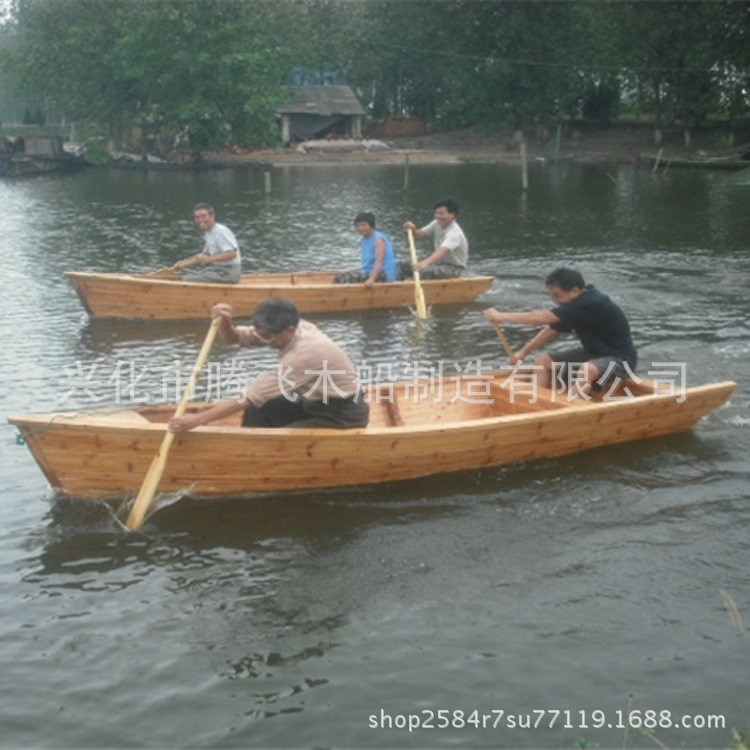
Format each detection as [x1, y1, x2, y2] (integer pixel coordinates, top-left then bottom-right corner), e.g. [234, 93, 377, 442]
[0, 161, 748, 748]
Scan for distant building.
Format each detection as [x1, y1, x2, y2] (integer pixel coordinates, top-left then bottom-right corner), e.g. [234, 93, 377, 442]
[278, 85, 366, 144]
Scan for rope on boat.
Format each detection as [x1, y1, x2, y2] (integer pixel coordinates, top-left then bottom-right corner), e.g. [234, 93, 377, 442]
[14, 408, 141, 445]
[15, 414, 70, 444]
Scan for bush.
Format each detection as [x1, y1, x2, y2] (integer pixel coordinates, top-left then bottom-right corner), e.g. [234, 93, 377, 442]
[83, 139, 112, 166]
[582, 83, 621, 122]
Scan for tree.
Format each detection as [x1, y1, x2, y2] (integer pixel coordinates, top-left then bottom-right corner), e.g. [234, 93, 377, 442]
[5, 0, 748, 153]
[613, 1, 747, 145]
[8, 0, 291, 152]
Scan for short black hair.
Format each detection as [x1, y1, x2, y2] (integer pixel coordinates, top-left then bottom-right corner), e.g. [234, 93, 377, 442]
[250, 298, 300, 333]
[194, 202, 215, 215]
[354, 212, 376, 228]
[545, 267, 586, 291]
[434, 198, 459, 216]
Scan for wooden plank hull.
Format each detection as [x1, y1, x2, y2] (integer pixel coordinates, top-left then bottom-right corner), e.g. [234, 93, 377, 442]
[9, 377, 736, 500]
[64, 271, 495, 319]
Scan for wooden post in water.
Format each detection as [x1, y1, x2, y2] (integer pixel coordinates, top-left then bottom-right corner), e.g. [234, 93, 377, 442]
[520, 139, 529, 192]
[652, 147, 663, 174]
[403, 152, 410, 191]
[264, 164, 272, 194]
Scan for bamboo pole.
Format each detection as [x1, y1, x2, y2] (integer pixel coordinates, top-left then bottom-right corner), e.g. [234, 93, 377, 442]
[125, 317, 222, 530]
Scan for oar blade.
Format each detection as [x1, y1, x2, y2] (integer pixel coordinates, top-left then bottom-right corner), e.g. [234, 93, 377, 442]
[124, 317, 221, 531]
[407, 229, 429, 320]
[125, 432, 175, 530]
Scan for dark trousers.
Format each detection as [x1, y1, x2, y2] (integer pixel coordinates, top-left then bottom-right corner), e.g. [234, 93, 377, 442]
[396, 261, 464, 280]
[333, 270, 387, 284]
[242, 395, 369, 428]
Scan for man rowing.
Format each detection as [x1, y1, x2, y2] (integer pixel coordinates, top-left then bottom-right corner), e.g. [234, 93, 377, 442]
[169, 298, 369, 431]
[401, 198, 469, 280]
[483, 267, 637, 394]
[174, 202, 241, 283]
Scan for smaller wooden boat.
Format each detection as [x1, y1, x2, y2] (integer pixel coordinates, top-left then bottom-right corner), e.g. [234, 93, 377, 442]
[64, 270, 495, 319]
[9, 373, 736, 501]
[642, 152, 750, 170]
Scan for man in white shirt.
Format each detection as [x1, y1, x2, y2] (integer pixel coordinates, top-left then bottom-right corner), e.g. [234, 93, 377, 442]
[176, 202, 241, 283]
[402, 198, 468, 279]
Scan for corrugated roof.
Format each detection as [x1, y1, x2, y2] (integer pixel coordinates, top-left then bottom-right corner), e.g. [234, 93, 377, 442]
[278, 85, 366, 116]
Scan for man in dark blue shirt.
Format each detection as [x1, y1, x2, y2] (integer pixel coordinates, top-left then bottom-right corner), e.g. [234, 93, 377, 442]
[484, 267, 637, 393]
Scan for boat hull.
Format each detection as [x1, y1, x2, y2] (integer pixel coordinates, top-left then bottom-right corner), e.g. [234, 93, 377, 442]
[64, 271, 495, 319]
[642, 153, 750, 170]
[9, 378, 736, 500]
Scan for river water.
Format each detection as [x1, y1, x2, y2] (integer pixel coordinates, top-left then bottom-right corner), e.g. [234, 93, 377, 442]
[0, 160, 748, 749]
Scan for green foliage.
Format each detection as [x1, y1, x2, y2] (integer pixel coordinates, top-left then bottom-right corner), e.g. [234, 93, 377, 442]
[8, 0, 291, 153]
[349, 0, 748, 133]
[4, 0, 749, 152]
[22, 105, 43, 125]
[82, 139, 113, 166]
[610, 1, 746, 129]
[583, 82, 621, 123]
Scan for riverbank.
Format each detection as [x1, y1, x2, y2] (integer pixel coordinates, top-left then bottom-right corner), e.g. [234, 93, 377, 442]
[201, 123, 735, 169]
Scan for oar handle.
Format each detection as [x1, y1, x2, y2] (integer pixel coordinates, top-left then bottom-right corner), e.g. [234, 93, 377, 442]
[125, 317, 222, 530]
[407, 228, 428, 319]
[172, 317, 223, 417]
[493, 323, 517, 362]
[147, 256, 203, 277]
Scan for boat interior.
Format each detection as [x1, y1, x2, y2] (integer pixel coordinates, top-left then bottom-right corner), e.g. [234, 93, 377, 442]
[134, 271, 475, 287]
[136, 271, 350, 285]
[130, 375, 665, 430]
[240, 271, 339, 286]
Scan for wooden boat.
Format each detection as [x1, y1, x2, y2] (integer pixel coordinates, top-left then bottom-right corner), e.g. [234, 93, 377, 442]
[64, 270, 495, 319]
[642, 152, 750, 170]
[9, 373, 736, 501]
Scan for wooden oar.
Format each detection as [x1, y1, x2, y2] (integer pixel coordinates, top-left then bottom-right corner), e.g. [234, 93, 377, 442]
[146, 265, 179, 277]
[493, 322, 517, 362]
[125, 317, 222, 530]
[406, 228, 428, 319]
[147, 256, 203, 277]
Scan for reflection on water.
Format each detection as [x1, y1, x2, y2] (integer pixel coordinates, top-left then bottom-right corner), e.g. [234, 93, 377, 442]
[1, 163, 748, 749]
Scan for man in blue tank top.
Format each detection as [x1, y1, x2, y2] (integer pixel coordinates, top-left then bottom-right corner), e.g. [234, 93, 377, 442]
[484, 267, 637, 394]
[334, 212, 397, 287]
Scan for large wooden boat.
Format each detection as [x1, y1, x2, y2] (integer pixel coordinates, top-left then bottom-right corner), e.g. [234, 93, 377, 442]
[9, 373, 736, 501]
[64, 270, 495, 319]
